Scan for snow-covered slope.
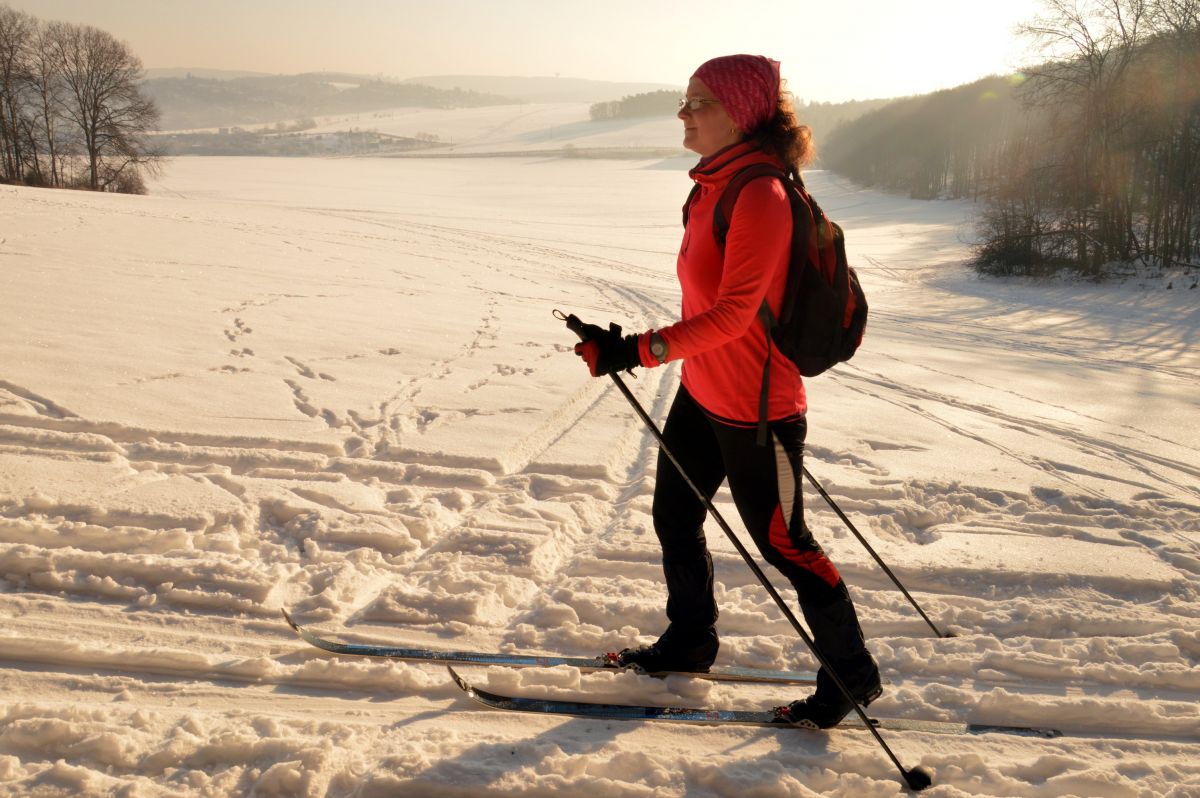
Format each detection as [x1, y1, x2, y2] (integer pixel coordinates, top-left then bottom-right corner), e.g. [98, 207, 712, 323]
[0, 149, 1196, 796]
[306, 102, 683, 154]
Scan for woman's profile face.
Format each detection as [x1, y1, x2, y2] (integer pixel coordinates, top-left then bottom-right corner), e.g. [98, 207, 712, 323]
[678, 76, 742, 157]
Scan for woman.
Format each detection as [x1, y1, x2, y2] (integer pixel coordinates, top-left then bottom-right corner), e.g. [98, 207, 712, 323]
[571, 54, 880, 728]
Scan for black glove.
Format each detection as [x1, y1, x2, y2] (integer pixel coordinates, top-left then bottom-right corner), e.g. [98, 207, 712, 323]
[573, 321, 643, 377]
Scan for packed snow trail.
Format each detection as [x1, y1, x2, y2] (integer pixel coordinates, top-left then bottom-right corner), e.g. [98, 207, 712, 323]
[0, 153, 1196, 797]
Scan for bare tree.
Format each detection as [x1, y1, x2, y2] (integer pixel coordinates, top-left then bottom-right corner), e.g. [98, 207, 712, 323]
[50, 21, 160, 191]
[0, 5, 33, 182]
[26, 20, 69, 186]
[1142, 0, 1200, 265]
[1019, 0, 1149, 272]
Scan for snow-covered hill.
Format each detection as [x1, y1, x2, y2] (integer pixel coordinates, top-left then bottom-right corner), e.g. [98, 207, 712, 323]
[0, 150, 1196, 796]
[305, 102, 683, 155]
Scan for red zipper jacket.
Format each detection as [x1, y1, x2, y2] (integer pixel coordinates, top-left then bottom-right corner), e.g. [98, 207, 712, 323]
[658, 142, 804, 425]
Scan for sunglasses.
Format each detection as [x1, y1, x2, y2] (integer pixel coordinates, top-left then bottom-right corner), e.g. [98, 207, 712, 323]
[678, 97, 722, 112]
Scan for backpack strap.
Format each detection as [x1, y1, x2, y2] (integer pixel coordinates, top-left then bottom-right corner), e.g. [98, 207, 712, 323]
[756, 301, 776, 446]
[711, 163, 790, 245]
[681, 182, 701, 227]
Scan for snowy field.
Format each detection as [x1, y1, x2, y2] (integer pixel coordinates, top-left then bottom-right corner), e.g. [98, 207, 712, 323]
[304, 102, 683, 154]
[0, 147, 1198, 797]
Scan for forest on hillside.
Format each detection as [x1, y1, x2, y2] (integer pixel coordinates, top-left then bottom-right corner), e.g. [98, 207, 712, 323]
[144, 73, 513, 130]
[590, 90, 891, 158]
[824, 0, 1200, 278]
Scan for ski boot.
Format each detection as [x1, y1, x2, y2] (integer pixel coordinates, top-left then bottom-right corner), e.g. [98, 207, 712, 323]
[616, 626, 719, 674]
[784, 659, 882, 729]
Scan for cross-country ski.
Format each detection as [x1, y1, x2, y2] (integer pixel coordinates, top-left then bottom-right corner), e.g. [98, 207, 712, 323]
[447, 666, 1063, 739]
[282, 609, 817, 685]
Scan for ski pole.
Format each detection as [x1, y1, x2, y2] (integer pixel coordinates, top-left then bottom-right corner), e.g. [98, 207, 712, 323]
[558, 310, 932, 793]
[803, 467, 953, 639]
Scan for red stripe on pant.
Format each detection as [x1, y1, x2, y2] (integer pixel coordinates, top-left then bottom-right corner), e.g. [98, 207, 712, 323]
[768, 505, 841, 588]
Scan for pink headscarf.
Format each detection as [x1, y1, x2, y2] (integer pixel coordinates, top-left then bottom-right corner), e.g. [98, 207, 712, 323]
[693, 54, 781, 133]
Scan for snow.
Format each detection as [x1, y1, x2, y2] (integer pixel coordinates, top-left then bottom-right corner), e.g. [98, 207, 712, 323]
[0, 106, 1197, 796]
[304, 103, 682, 153]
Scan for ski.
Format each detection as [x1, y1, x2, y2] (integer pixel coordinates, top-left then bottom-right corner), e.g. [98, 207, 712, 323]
[282, 609, 816, 685]
[447, 666, 1062, 738]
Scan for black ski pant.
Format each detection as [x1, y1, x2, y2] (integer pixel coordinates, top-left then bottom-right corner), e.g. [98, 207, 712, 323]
[651, 385, 874, 693]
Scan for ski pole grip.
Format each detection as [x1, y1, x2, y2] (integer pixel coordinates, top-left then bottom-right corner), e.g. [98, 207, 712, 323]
[553, 308, 588, 342]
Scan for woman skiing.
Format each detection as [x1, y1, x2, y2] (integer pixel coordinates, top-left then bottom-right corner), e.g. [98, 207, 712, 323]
[570, 54, 880, 728]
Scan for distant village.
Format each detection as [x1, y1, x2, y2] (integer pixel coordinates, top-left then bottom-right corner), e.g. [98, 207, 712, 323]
[154, 125, 445, 157]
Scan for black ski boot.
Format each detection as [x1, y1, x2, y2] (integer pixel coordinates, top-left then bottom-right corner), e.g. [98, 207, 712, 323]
[617, 626, 719, 674]
[784, 655, 882, 729]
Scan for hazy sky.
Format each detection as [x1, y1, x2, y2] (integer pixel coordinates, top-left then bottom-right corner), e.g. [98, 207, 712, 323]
[12, 0, 1048, 102]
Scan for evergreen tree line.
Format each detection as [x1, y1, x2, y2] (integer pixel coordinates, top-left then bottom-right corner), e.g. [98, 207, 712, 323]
[589, 90, 678, 121]
[823, 0, 1200, 277]
[0, 4, 160, 193]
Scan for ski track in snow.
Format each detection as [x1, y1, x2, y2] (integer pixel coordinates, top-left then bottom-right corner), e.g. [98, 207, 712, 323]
[0, 154, 1197, 798]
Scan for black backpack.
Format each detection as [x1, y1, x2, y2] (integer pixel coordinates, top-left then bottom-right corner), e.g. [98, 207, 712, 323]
[683, 163, 868, 442]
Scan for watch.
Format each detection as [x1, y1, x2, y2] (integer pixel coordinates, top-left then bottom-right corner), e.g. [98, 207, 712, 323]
[649, 332, 669, 364]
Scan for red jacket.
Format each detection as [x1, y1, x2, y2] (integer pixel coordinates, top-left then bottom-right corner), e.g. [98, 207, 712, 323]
[658, 142, 805, 425]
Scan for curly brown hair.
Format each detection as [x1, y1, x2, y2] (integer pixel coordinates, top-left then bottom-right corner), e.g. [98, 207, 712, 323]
[750, 84, 814, 175]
